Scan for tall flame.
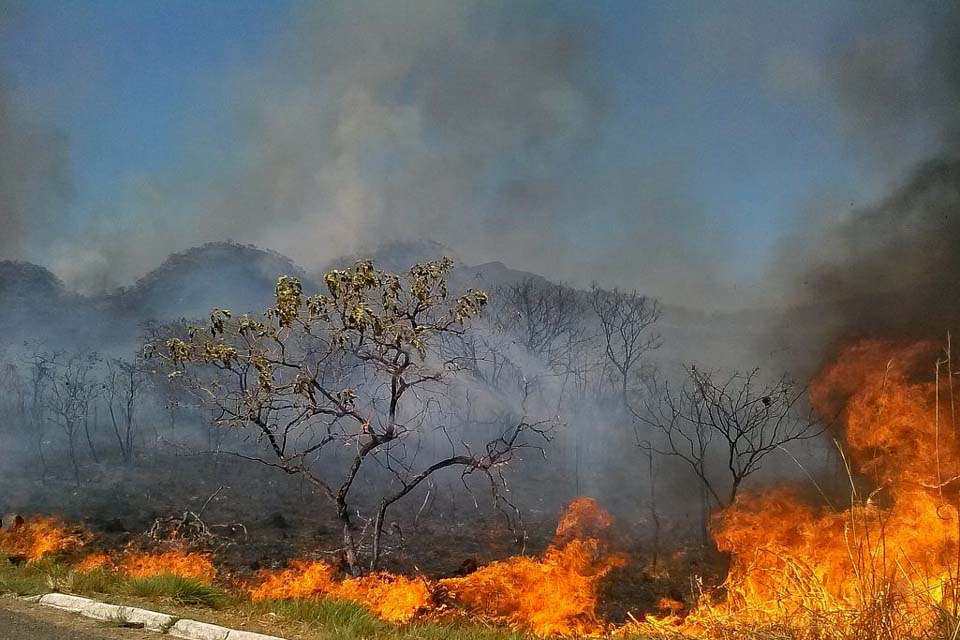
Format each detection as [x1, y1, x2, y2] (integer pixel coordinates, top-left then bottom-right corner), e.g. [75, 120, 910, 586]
[641, 339, 960, 638]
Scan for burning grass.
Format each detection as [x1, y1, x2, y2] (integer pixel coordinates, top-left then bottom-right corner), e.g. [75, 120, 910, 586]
[0, 516, 87, 561]
[118, 548, 217, 583]
[10, 339, 960, 639]
[248, 497, 622, 636]
[629, 338, 960, 640]
[441, 538, 625, 636]
[249, 561, 433, 623]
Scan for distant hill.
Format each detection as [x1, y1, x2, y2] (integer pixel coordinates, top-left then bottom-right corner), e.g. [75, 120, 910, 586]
[111, 241, 315, 322]
[0, 239, 813, 374]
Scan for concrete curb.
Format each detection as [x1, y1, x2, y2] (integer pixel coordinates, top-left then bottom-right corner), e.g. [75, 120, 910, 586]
[29, 593, 283, 640]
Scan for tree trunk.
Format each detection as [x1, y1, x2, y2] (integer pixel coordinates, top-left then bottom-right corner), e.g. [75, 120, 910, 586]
[68, 429, 80, 487]
[341, 519, 360, 576]
[371, 501, 388, 572]
[83, 415, 99, 463]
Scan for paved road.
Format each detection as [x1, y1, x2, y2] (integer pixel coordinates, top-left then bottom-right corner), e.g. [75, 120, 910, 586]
[0, 597, 157, 640]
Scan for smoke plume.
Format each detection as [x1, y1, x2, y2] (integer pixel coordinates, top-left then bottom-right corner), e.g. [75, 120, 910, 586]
[777, 3, 960, 348]
[0, 3, 71, 260]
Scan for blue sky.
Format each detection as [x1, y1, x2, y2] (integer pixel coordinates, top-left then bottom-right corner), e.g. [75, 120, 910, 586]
[0, 1, 950, 308]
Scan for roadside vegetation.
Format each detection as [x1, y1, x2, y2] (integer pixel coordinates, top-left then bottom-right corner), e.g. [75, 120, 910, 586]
[0, 551, 551, 640]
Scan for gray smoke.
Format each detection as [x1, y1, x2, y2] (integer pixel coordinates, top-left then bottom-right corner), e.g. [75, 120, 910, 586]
[44, 0, 736, 309]
[775, 3, 960, 350]
[0, 3, 71, 259]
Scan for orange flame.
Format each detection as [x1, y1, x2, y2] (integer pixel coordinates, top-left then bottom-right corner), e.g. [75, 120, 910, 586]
[119, 549, 217, 583]
[76, 552, 113, 572]
[441, 537, 624, 636]
[250, 497, 622, 635]
[250, 560, 431, 623]
[639, 339, 960, 638]
[0, 516, 86, 561]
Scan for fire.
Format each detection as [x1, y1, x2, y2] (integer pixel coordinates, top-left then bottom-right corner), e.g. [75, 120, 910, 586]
[441, 497, 622, 636]
[0, 516, 86, 561]
[250, 560, 432, 623]
[639, 338, 960, 638]
[250, 497, 623, 635]
[554, 496, 615, 545]
[76, 552, 113, 572]
[118, 548, 217, 583]
[249, 559, 432, 623]
[441, 537, 624, 636]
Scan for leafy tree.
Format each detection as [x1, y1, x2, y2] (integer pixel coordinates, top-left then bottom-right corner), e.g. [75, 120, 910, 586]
[154, 258, 552, 573]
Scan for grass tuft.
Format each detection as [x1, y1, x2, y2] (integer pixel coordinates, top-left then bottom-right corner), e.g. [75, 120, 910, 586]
[249, 598, 389, 638]
[70, 567, 126, 595]
[0, 555, 66, 596]
[126, 574, 225, 607]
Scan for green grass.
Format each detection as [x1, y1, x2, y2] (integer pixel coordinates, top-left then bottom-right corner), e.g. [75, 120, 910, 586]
[0, 555, 66, 596]
[69, 567, 126, 594]
[0, 557, 548, 640]
[245, 598, 536, 640]
[125, 574, 225, 607]
[248, 598, 389, 639]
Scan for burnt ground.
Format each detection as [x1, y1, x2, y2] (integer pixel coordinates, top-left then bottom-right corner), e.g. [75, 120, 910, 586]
[0, 450, 725, 623]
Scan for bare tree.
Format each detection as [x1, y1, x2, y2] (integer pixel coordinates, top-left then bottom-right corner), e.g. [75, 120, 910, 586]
[638, 367, 822, 510]
[590, 284, 661, 400]
[0, 358, 26, 432]
[21, 343, 60, 477]
[496, 278, 590, 375]
[154, 258, 554, 574]
[105, 357, 148, 465]
[45, 351, 101, 485]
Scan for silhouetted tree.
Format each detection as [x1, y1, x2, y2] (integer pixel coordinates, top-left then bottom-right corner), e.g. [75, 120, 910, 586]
[638, 367, 821, 510]
[590, 284, 661, 400]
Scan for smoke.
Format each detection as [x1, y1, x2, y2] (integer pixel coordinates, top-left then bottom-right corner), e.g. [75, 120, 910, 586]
[49, 1, 598, 288]
[774, 3, 960, 349]
[37, 0, 738, 309]
[0, 3, 71, 260]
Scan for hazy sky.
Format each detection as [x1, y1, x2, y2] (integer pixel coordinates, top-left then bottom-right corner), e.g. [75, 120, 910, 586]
[0, 1, 954, 310]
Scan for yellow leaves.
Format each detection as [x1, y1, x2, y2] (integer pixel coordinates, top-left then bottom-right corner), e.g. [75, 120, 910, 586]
[349, 302, 369, 330]
[292, 372, 312, 397]
[453, 289, 489, 322]
[409, 257, 454, 303]
[306, 294, 331, 318]
[273, 276, 303, 327]
[352, 259, 380, 288]
[165, 256, 485, 380]
[325, 260, 382, 301]
[250, 355, 273, 391]
[201, 343, 237, 367]
[166, 338, 194, 363]
[382, 274, 401, 312]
